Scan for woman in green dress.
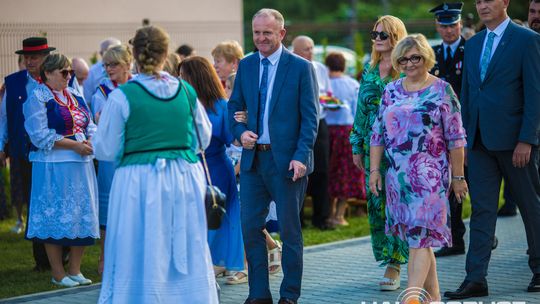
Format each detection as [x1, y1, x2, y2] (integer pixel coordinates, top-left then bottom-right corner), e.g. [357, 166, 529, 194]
[350, 15, 409, 291]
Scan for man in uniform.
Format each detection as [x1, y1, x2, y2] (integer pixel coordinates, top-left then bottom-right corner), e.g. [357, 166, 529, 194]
[429, 2, 468, 257]
[0, 37, 58, 270]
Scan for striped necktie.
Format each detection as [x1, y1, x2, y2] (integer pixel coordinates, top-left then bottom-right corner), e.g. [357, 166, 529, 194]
[480, 32, 496, 81]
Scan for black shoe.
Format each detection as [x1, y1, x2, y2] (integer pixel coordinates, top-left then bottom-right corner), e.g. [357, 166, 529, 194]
[528, 274, 540, 292]
[244, 298, 273, 304]
[492, 236, 498, 250]
[435, 246, 465, 257]
[497, 208, 517, 217]
[444, 280, 488, 299]
[278, 298, 297, 304]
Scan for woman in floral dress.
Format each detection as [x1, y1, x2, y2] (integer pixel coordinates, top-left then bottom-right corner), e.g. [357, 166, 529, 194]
[349, 15, 408, 290]
[369, 34, 467, 302]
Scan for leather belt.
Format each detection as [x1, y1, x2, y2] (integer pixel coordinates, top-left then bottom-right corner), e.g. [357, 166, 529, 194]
[256, 144, 272, 151]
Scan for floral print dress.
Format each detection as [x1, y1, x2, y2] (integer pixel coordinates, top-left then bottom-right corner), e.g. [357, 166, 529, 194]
[370, 78, 466, 248]
[350, 63, 408, 265]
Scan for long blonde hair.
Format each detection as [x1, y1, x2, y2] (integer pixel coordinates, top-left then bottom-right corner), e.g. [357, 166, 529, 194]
[369, 15, 408, 79]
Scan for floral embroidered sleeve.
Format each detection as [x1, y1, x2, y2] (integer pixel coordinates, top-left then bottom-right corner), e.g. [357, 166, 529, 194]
[23, 87, 64, 151]
[441, 84, 466, 150]
[350, 66, 372, 154]
[370, 87, 390, 147]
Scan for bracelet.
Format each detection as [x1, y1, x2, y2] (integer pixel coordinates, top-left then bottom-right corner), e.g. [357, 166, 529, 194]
[370, 168, 380, 174]
[452, 176, 466, 181]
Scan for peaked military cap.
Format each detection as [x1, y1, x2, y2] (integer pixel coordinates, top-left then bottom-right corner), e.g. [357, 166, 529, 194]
[429, 2, 464, 25]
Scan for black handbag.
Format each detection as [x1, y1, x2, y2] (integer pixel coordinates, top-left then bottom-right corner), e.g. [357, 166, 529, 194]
[185, 82, 226, 230]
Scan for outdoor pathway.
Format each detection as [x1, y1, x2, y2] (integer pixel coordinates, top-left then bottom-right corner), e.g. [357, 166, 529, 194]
[2, 215, 538, 303]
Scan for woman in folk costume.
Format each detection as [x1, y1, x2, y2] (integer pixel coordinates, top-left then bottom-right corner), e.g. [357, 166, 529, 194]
[23, 53, 99, 287]
[91, 44, 133, 275]
[93, 25, 218, 303]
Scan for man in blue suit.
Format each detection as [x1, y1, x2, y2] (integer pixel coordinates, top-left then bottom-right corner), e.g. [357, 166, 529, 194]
[228, 8, 319, 304]
[445, 0, 540, 299]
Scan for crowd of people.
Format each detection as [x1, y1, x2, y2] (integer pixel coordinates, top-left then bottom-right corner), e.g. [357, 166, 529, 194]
[0, 0, 539, 303]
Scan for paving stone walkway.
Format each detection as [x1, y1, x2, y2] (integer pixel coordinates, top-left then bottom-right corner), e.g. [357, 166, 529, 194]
[2, 215, 539, 303]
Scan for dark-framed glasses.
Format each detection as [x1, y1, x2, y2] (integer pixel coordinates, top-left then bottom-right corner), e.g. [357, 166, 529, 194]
[397, 54, 423, 65]
[59, 69, 73, 78]
[370, 31, 390, 41]
[104, 62, 120, 68]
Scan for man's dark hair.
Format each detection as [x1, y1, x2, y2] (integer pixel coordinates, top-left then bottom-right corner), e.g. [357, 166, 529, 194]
[176, 44, 194, 57]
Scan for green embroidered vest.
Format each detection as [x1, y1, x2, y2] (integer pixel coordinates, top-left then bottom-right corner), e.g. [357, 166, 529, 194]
[118, 80, 198, 167]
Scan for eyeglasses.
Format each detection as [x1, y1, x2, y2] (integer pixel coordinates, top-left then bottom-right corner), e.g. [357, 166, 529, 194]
[104, 62, 120, 68]
[59, 69, 73, 78]
[370, 31, 390, 41]
[397, 55, 423, 65]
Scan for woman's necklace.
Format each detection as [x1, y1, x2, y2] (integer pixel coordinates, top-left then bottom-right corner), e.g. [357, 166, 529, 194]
[404, 74, 430, 92]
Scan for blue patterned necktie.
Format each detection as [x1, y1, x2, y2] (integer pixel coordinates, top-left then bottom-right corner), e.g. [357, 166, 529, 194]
[258, 58, 270, 135]
[480, 32, 496, 81]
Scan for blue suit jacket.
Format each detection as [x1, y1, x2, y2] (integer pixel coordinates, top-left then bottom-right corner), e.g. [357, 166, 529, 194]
[461, 21, 540, 150]
[228, 47, 319, 177]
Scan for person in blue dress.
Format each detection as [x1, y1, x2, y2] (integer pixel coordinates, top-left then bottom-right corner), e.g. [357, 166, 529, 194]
[179, 56, 245, 276]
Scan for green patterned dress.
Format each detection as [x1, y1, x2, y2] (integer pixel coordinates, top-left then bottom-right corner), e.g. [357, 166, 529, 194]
[350, 63, 409, 265]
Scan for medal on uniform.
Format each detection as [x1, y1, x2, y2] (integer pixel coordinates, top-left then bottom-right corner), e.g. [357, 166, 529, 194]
[456, 61, 462, 75]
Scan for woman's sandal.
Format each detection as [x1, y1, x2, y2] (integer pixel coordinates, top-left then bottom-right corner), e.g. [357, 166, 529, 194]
[379, 264, 401, 291]
[226, 270, 248, 285]
[268, 240, 282, 275]
[214, 266, 227, 277]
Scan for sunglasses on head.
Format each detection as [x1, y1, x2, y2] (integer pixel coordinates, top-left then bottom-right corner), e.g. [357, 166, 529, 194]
[397, 54, 423, 65]
[370, 31, 390, 41]
[59, 69, 73, 78]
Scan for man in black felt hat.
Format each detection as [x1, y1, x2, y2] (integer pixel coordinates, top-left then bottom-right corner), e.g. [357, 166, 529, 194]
[0, 36, 58, 271]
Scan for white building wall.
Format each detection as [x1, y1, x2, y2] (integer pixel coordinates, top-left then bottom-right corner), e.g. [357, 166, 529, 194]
[0, 0, 243, 81]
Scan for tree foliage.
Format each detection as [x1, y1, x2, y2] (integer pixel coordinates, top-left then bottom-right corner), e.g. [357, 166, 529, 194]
[243, 0, 530, 51]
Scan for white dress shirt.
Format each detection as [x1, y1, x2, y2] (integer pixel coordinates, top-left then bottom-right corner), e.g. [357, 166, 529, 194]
[257, 45, 283, 144]
[480, 17, 511, 66]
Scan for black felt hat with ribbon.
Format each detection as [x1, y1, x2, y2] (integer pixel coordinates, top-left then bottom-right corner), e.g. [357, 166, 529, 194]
[15, 37, 56, 55]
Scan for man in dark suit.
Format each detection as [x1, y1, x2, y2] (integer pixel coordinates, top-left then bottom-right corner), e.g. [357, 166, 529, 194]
[0, 37, 62, 271]
[445, 0, 540, 299]
[429, 2, 468, 258]
[228, 8, 319, 304]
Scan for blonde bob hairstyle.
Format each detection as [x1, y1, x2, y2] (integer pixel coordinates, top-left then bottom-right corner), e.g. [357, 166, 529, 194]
[369, 15, 408, 79]
[391, 34, 436, 72]
[211, 40, 244, 64]
[130, 25, 169, 76]
[103, 44, 133, 68]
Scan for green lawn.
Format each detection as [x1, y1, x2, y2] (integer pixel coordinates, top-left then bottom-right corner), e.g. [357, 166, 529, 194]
[0, 193, 482, 299]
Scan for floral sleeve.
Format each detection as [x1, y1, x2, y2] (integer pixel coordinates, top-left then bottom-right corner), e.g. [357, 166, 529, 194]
[349, 66, 371, 154]
[441, 84, 466, 150]
[370, 87, 389, 147]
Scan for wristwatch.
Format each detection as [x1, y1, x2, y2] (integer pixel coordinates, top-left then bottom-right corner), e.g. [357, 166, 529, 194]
[452, 176, 466, 181]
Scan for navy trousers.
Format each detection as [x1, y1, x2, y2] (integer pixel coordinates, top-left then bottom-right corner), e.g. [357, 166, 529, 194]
[240, 150, 307, 301]
[466, 139, 540, 282]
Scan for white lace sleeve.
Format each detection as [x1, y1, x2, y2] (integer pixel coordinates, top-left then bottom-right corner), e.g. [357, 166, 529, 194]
[23, 86, 63, 151]
[91, 86, 107, 117]
[93, 89, 129, 161]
